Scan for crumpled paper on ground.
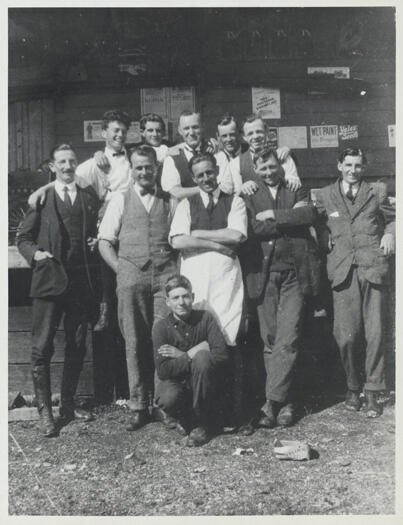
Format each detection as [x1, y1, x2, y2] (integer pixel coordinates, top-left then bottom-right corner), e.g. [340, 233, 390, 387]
[273, 438, 312, 461]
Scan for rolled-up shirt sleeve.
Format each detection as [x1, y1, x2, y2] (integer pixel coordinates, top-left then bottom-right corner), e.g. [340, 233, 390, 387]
[228, 156, 243, 194]
[161, 155, 181, 192]
[168, 198, 191, 243]
[97, 192, 124, 243]
[281, 155, 298, 180]
[228, 195, 248, 240]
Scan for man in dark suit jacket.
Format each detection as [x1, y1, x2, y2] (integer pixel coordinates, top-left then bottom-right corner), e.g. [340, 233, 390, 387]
[241, 148, 320, 430]
[315, 148, 395, 417]
[17, 144, 99, 437]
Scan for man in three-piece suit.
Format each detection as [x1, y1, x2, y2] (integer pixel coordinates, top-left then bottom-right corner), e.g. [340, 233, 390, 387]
[241, 148, 320, 430]
[315, 148, 395, 417]
[17, 144, 99, 437]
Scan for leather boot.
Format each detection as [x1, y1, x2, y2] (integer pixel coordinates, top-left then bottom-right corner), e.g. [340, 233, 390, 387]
[32, 365, 58, 438]
[365, 390, 383, 418]
[93, 302, 109, 332]
[59, 353, 84, 422]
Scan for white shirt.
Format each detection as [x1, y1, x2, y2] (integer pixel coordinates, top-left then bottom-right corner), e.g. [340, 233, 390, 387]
[55, 179, 77, 205]
[161, 143, 200, 192]
[341, 180, 359, 197]
[268, 184, 280, 200]
[75, 146, 131, 201]
[215, 149, 241, 194]
[153, 144, 169, 164]
[227, 150, 299, 194]
[169, 188, 247, 242]
[99, 183, 162, 244]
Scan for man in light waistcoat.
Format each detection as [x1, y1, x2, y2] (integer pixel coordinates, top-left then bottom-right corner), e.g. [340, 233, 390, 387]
[98, 145, 177, 431]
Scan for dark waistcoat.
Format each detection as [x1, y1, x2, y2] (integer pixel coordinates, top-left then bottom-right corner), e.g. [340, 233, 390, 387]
[188, 191, 234, 231]
[55, 193, 85, 267]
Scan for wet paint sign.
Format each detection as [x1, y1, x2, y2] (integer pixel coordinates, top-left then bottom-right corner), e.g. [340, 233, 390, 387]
[310, 125, 339, 148]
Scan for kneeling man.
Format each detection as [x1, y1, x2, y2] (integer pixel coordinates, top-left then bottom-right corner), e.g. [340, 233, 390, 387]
[153, 274, 229, 446]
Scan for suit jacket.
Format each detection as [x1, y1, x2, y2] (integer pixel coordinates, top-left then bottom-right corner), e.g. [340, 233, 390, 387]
[241, 180, 321, 300]
[315, 179, 395, 288]
[17, 185, 99, 298]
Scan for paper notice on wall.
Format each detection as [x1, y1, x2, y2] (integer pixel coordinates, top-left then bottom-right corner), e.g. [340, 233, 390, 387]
[388, 125, 395, 147]
[126, 122, 142, 143]
[83, 121, 103, 142]
[307, 67, 350, 79]
[252, 87, 281, 119]
[278, 126, 308, 149]
[265, 126, 278, 148]
[141, 88, 168, 117]
[310, 125, 339, 148]
[339, 124, 359, 141]
[169, 87, 196, 121]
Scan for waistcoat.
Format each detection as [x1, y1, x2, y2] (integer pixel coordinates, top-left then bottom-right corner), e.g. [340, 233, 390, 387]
[188, 191, 234, 231]
[117, 185, 175, 288]
[55, 193, 84, 267]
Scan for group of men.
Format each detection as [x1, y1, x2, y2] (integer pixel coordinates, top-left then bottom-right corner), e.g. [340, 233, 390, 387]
[17, 107, 395, 447]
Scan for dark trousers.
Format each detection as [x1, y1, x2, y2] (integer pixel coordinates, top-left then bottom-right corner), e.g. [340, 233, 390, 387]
[256, 269, 304, 404]
[333, 266, 386, 392]
[155, 350, 218, 426]
[117, 265, 173, 411]
[31, 276, 92, 410]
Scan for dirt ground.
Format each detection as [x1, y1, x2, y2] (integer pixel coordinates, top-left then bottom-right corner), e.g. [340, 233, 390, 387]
[8, 398, 395, 516]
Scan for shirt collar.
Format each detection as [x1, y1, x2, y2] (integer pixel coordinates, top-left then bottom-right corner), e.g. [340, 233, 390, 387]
[184, 142, 202, 155]
[55, 179, 76, 192]
[134, 182, 157, 196]
[223, 145, 242, 160]
[199, 186, 221, 205]
[105, 146, 127, 158]
[169, 311, 197, 327]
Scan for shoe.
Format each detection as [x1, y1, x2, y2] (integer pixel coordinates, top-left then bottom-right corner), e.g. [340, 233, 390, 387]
[58, 407, 95, 427]
[152, 407, 177, 429]
[345, 390, 361, 412]
[257, 401, 277, 429]
[126, 410, 150, 431]
[93, 302, 110, 332]
[32, 365, 58, 438]
[237, 423, 256, 436]
[277, 403, 295, 427]
[185, 426, 209, 447]
[365, 391, 383, 418]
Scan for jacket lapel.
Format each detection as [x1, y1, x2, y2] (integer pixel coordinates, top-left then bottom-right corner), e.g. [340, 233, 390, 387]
[351, 180, 374, 220]
[330, 180, 351, 218]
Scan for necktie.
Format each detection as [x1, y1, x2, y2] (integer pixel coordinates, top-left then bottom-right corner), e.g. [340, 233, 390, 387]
[345, 184, 355, 202]
[63, 186, 72, 208]
[206, 193, 215, 214]
[112, 150, 125, 157]
[139, 187, 155, 196]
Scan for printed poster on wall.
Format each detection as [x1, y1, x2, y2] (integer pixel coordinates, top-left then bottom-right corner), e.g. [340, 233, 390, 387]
[141, 88, 168, 118]
[307, 66, 350, 79]
[388, 125, 395, 147]
[265, 126, 278, 148]
[83, 121, 141, 143]
[83, 121, 103, 142]
[252, 87, 281, 119]
[169, 87, 196, 121]
[310, 125, 339, 148]
[339, 125, 359, 141]
[278, 126, 308, 149]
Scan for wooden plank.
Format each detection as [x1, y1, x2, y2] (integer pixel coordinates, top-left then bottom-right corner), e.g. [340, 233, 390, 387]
[8, 103, 17, 173]
[8, 362, 94, 396]
[8, 246, 30, 269]
[9, 331, 93, 364]
[22, 100, 29, 168]
[41, 99, 55, 162]
[9, 306, 34, 331]
[28, 100, 42, 170]
[15, 102, 23, 168]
